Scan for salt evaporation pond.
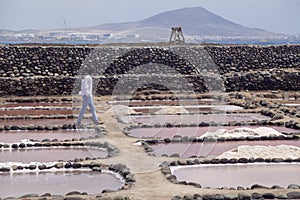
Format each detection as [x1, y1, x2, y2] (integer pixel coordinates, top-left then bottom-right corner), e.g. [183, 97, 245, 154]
[172, 163, 300, 188]
[150, 140, 300, 158]
[129, 105, 243, 113]
[2, 102, 72, 108]
[0, 148, 108, 163]
[110, 98, 217, 106]
[128, 126, 299, 139]
[0, 118, 75, 126]
[0, 170, 124, 198]
[121, 113, 270, 125]
[0, 129, 98, 143]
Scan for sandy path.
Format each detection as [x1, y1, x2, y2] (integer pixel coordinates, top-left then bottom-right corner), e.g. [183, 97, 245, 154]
[89, 96, 299, 199]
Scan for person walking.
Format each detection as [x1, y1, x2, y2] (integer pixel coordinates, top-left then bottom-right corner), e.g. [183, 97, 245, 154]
[76, 66, 101, 126]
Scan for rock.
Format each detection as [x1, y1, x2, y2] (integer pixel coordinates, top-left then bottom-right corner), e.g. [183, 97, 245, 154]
[251, 184, 269, 189]
[251, 193, 262, 199]
[65, 191, 82, 196]
[161, 166, 171, 175]
[29, 165, 37, 170]
[223, 193, 239, 200]
[276, 193, 288, 199]
[182, 194, 193, 200]
[262, 193, 276, 199]
[287, 192, 300, 199]
[0, 167, 10, 172]
[238, 193, 251, 200]
[19, 193, 39, 198]
[287, 184, 300, 189]
[38, 164, 47, 170]
[41, 193, 52, 197]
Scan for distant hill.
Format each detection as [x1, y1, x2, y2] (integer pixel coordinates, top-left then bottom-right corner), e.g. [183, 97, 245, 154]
[88, 6, 273, 37]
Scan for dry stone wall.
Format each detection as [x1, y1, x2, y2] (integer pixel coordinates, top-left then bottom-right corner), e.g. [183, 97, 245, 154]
[0, 45, 299, 96]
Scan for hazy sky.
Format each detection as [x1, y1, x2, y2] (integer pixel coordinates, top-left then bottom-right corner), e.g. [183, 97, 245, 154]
[0, 0, 299, 35]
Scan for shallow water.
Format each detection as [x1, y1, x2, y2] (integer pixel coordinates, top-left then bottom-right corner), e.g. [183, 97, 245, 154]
[0, 118, 74, 126]
[0, 148, 108, 163]
[129, 126, 299, 139]
[172, 163, 300, 188]
[150, 140, 300, 158]
[122, 113, 270, 125]
[0, 129, 98, 143]
[0, 170, 124, 198]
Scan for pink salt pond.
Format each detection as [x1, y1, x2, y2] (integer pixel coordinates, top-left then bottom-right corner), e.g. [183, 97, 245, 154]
[0, 129, 98, 143]
[149, 140, 300, 158]
[0, 118, 74, 126]
[0, 147, 108, 163]
[0, 170, 124, 198]
[128, 126, 299, 139]
[172, 163, 300, 188]
[123, 113, 270, 125]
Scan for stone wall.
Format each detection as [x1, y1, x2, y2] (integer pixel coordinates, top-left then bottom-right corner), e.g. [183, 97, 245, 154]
[0, 44, 299, 96]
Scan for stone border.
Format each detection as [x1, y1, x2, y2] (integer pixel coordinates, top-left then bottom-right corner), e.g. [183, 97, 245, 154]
[0, 140, 120, 159]
[0, 123, 106, 132]
[4, 97, 73, 103]
[0, 162, 135, 199]
[140, 133, 299, 158]
[172, 192, 300, 200]
[0, 114, 75, 120]
[0, 125, 107, 142]
[160, 159, 300, 191]
[124, 122, 300, 139]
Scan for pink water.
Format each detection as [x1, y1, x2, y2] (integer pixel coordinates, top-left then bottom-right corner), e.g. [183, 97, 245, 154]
[129, 126, 299, 139]
[0, 129, 98, 143]
[0, 170, 123, 198]
[150, 140, 300, 158]
[172, 163, 300, 188]
[0, 118, 74, 126]
[125, 114, 270, 125]
[0, 148, 108, 162]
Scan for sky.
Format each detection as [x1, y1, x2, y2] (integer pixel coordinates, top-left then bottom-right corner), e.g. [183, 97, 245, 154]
[0, 0, 299, 35]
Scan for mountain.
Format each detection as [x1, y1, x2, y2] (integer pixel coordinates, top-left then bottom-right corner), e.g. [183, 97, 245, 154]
[88, 6, 273, 37]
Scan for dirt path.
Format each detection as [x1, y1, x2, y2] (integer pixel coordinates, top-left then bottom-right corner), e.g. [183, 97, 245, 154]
[88, 96, 299, 200]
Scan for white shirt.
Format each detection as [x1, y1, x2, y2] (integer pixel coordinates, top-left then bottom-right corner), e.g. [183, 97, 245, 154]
[79, 75, 93, 96]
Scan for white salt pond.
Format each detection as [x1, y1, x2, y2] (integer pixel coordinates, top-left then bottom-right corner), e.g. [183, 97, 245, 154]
[128, 126, 299, 139]
[0, 170, 124, 198]
[150, 140, 300, 158]
[120, 113, 270, 125]
[171, 163, 300, 188]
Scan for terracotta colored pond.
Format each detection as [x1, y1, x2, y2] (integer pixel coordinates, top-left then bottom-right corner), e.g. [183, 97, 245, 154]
[0, 170, 124, 198]
[0, 129, 98, 143]
[0, 148, 108, 163]
[172, 163, 300, 188]
[128, 126, 300, 139]
[121, 114, 270, 125]
[149, 140, 300, 158]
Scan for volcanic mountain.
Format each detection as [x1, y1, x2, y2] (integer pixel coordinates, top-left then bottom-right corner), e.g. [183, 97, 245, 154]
[87, 6, 273, 37]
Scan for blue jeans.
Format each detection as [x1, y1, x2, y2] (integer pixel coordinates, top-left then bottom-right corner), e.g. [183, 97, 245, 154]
[77, 95, 99, 124]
